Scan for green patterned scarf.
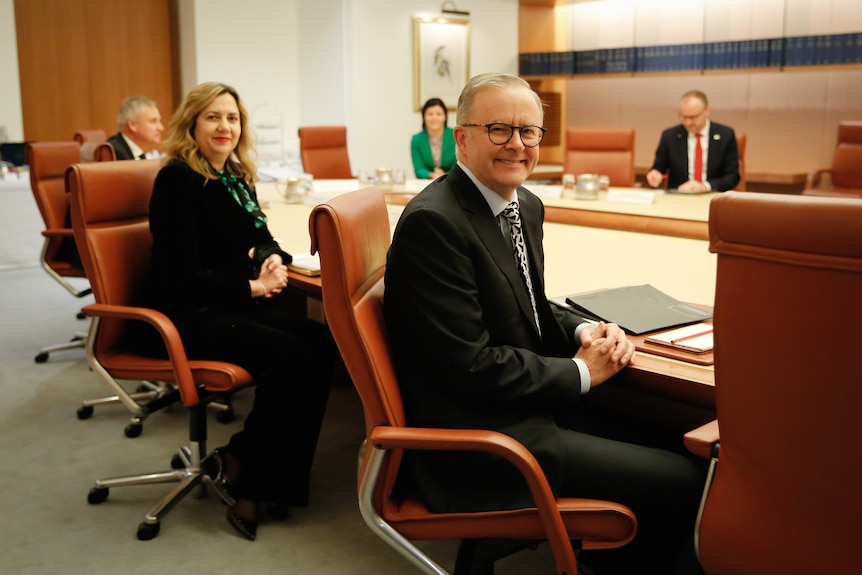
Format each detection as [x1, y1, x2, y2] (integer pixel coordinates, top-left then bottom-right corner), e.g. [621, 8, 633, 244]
[217, 169, 267, 229]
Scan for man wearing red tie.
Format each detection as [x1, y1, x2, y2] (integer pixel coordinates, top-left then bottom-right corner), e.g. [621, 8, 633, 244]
[646, 90, 740, 192]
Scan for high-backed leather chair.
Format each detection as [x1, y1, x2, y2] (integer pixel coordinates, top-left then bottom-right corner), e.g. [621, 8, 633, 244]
[309, 187, 637, 574]
[93, 142, 117, 162]
[67, 160, 254, 540]
[733, 132, 746, 191]
[563, 126, 635, 187]
[684, 191, 862, 574]
[802, 120, 862, 197]
[297, 126, 353, 179]
[26, 142, 92, 363]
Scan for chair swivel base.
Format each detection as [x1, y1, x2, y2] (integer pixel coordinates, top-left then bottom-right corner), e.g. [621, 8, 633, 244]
[87, 443, 214, 541]
[34, 332, 87, 363]
[76, 382, 234, 438]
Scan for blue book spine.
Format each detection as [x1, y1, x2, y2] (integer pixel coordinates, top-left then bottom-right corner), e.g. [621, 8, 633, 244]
[519, 53, 532, 76]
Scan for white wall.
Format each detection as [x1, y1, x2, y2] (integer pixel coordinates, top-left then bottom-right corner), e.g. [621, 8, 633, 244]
[0, 0, 23, 143]
[171, 0, 517, 174]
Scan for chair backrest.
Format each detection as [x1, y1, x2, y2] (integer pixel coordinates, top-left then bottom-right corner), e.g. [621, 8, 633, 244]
[830, 120, 862, 189]
[73, 129, 107, 145]
[298, 126, 353, 179]
[309, 187, 397, 430]
[563, 126, 635, 187]
[733, 131, 746, 191]
[26, 142, 87, 272]
[94, 142, 117, 162]
[706, 191, 862, 575]
[308, 187, 403, 489]
[66, 160, 162, 352]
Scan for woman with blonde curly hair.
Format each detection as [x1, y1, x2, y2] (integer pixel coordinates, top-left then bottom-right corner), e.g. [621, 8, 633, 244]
[137, 82, 335, 540]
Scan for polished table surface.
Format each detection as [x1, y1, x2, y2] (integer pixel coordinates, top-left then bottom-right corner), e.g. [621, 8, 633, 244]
[258, 180, 717, 416]
[290, 179, 715, 240]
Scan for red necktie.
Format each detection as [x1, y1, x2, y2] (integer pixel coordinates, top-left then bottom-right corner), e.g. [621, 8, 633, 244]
[694, 133, 703, 182]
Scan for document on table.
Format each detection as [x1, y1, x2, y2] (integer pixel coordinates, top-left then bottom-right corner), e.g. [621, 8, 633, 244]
[644, 322, 714, 353]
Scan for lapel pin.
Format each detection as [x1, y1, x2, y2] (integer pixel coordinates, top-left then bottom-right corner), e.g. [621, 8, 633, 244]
[713, 134, 721, 140]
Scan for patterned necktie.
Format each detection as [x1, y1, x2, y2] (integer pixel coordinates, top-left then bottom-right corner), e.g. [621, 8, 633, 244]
[502, 202, 541, 336]
[694, 133, 703, 182]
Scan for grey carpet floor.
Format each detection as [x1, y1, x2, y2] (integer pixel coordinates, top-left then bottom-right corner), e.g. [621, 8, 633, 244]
[0, 263, 557, 574]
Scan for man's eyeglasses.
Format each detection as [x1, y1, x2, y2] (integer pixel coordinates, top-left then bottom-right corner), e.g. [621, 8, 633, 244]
[461, 123, 547, 148]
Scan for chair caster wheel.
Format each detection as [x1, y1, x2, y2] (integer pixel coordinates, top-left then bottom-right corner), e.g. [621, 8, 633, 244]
[88, 487, 109, 504]
[35, 353, 48, 363]
[77, 311, 87, 320]
[137, 522, 160, 540]
[125, 422, 143, 438]
[170, 454, 185, 469]
[77, 405, 94, 420]
[215, 408, 235, 424]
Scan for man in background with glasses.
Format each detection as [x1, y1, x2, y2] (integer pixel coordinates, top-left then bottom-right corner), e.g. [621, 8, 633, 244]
[646, 90, 740, 192]
[384, 73, 705, 574]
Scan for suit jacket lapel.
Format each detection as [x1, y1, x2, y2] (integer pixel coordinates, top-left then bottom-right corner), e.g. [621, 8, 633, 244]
[448, 167, 540, 332]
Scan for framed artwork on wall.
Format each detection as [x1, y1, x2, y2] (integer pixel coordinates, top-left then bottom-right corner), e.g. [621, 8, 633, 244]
[413, 15, 471, 111]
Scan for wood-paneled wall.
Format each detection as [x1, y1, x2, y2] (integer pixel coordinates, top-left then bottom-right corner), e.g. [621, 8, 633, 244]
[14, 0, 178, 143]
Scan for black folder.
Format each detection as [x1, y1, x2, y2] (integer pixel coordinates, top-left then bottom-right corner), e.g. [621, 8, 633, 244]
[564, 284, 712, 335]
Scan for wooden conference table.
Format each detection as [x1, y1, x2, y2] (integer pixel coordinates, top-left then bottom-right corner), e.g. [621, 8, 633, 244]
[260, 179, 717, 426]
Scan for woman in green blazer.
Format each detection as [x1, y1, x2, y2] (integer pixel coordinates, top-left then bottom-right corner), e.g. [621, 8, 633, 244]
[411, 97, 456, 179]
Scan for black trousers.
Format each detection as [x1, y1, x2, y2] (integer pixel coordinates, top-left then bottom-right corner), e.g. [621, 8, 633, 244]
[559, 402, 706, 575]
[178, 301, 336, 506]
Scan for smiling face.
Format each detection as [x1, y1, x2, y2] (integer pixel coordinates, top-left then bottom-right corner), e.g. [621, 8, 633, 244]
[454, 85, 541, 200]
[423, 104, 447, 133]
[193, 93, 241, 170]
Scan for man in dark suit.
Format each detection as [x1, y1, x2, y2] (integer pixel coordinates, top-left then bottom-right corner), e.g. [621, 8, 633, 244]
[105, 96, 164, 160]
[384, 73, 704, 574]
[646, 90, 740, 192]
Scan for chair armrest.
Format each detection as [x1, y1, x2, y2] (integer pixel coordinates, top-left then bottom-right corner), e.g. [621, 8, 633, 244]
[41, 227, 75, 239]
[805, 168, 831, 190]
[683, 419, 719, 460]
[81, 302, 201, 407]
[369, 425, 596, 563]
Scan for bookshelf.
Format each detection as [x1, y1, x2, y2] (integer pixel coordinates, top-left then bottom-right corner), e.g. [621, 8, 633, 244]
[520, 32, 862, 78]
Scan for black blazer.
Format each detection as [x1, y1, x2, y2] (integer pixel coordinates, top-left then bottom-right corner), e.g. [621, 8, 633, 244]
[143, 161, 289, 326]
[105, 132, 136, 161]
[650, 121, 740, 191]
[384, 164, 588, 512]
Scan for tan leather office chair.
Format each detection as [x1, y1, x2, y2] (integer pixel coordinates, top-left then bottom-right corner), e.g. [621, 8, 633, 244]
[733, 131, 746, 191]
[563, 127, 635, 187]
[26, 142, 92, 363]
[93, 141, 117, 162]
[309, 187, 636, 575]
[297, 126, 353, 179]
[64, 159, 232, 436]
[802, 121, 862, 197]
[684, 191, 862, 574]
[68, 160, 254, 540]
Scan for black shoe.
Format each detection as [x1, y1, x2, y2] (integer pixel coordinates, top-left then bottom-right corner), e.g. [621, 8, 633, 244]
[201, 448, 236, 506]
[227, 507, 258, 541]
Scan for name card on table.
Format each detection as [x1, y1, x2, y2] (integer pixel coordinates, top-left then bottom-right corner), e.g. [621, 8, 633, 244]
[606, 189, 661, 205]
